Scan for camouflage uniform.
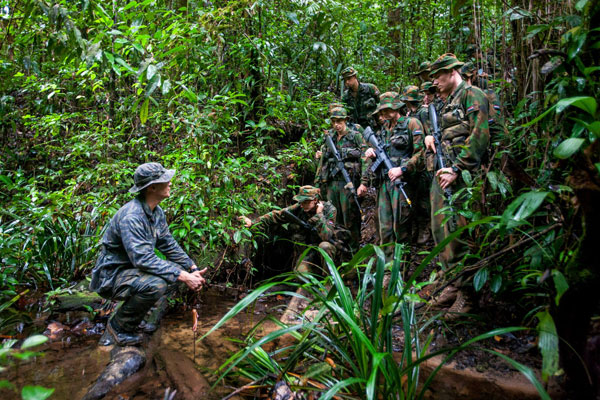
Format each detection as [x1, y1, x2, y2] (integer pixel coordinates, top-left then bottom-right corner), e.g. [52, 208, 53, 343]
[401, 86, 431, 244]
[90, 164, 196, 335]
[369, 93, 423, 258]
[341, 67, 380, 128]
[428, 54, 490, 268]
[253, 186, 348, 273]
[315, 107, 366, 250]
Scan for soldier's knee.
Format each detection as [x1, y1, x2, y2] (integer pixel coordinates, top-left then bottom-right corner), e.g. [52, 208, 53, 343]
[136, 275, 168, 300]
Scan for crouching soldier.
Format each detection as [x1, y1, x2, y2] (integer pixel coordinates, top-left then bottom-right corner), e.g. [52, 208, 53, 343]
[90, 162, 207, 346]
[241, 185, 349, 274]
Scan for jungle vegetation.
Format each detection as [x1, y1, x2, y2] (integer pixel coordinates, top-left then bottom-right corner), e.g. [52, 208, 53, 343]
[1, 0, 599, 398]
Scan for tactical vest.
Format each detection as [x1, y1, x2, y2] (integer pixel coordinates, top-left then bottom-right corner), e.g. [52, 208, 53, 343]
[439, 84, 472, 163]
[379, 118, 413, 178]
[322, 130, 362, 183]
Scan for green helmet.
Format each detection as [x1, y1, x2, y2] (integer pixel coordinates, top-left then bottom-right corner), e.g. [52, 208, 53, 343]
[400, 85, 422, 103]
[341, 66, 357, 79]
[429, 53, 464, 76]
[414, 61, 431, 76]
[293, 185, 320, 202]
[330, 107, 348, 119]
[374, 92, 404, 114]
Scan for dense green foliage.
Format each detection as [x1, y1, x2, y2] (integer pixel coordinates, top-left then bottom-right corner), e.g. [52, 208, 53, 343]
[1, 0, 599, 397]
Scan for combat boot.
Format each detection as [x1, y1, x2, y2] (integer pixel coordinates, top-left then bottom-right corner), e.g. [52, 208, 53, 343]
[106, 318, 144, 346]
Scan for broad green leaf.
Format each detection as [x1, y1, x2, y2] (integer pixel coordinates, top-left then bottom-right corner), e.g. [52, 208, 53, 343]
[140, 98, 149, 124]
[502, 191, 549, 227]
[21, 385, 55, 400]
[233, 230, 242, 244]
[161, 79, 171, 95]
[554, 138, 585, 159]
[461, 169, 472, 187]
[490, 274, 502, 293]
[576, 0, 590, 11]
[146, 64, 157, 80]
[551, 270, 569, 306]
[21, 335, 48, 349]
[556, 96, 597, 116]
[473, 268, 488, 292]
[123, 1, 138, 11]
[115, 58, 135, 73]
[536, 310, 559, 381]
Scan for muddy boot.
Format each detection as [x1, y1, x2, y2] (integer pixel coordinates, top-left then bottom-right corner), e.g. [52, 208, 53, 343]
[417, 223, 431, 245]
[280, 288, 310, 325]
[106, 318, 143, 346]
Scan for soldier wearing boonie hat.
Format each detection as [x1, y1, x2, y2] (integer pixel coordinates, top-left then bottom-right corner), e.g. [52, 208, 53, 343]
[414, 61, 431, 82]
[314, 107, 365, 251]
[241, 185, 349, 275]
[360, 92, 424, 259]
[90, 162, 207, 346]
[340, 66, 380, 129]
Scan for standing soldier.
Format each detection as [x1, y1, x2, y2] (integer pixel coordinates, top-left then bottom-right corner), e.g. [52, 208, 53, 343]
[425, 53, 490, 269]
[361, 92, 424, 259]
[341, 66, 380, 129]
[401, 85, 431, 245]
[414, 61, 431, 83]
[315, 107, 365, 251]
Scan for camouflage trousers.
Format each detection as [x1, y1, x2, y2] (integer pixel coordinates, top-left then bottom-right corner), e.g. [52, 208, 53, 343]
[377, 180, 414, 259]
[296, 242, 337, 275]
[108, 268, 173, 333]
[430, 176, 469, 269]
[326, 180, 361, 251]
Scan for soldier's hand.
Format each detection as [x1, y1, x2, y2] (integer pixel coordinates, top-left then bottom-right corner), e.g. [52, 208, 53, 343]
[365, 148, 376, 159]
[316, 202, 324, 214]
[357, 184, 368, 197]
[178, 268, 208, 292]
[436, 167, 458, 190]
[388, 167, 403, 182]
[424, 136, 436, 153]
[238, 216, 252, 228]
[315, 150, 322, 159]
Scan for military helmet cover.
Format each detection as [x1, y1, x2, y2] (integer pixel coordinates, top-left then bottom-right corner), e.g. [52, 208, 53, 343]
[460, 62, 476, 77]
[419, 81, 437, 93]
[129, 162, 175, 193]
[400, 85, 423, 102]
[330, 107, 348, 119]
[429, 53, 465, 76]
[414, 61, 431, 75]
[374, 91, 405, 114]
[293, 185, 321, 202]
[341, 66, 358, 79]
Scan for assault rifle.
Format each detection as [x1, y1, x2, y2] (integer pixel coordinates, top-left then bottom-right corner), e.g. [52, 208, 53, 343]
[362, 127, 412, 207]
[283, 209, 320, 242]
[324, 134, 362, 213]
[428, 103, 453, 199]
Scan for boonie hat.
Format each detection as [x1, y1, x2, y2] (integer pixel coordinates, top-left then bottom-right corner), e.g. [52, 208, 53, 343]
[330, 107, 348, 119]
[293, 185, 320, 202]
[429, 53, 464, 76]
[129, 162, 175, 193]
[373, 92, 404, 114]
[414, 61, 431, 76]
[341, 67, 358, 79]
[400, 85, 422, 103]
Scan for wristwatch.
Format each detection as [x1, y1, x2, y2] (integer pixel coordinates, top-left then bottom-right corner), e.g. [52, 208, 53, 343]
[401, 166, 407, 173]
[451, 165, 460, 174]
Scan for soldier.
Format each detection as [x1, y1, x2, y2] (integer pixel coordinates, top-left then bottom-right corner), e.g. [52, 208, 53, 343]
[90, 162, 207, 346]
[360, 92, 424, 259]
[424, 53, 490, 269]
[401, 85, 431, 245]
[241, 185, 348, 274]
[341, 66, 380, 129]
[414, 61, 431, 83]
[314, 107, 366, 251]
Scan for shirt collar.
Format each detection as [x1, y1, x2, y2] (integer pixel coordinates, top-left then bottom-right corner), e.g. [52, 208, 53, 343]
[449, 80, 466, 102]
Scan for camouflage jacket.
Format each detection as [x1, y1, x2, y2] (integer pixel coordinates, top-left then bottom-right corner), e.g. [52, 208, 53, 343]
[315, 127, 367, 186]
[437, 81, 490, 171]
[484, 88, 505, 140]
[342, 82, 380, 127]
[255, 202, 337, 244]
[370, 117, 420, 185]
[90, 197, 194, 297]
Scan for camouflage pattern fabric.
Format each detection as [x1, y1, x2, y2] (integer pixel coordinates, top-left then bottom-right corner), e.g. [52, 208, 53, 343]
[484, 88, 505, 143]
[430, 81, 490, 268]
[342, 82, 380, 128]
[315, 128, 366, 249]
[90, 196, 196, 332]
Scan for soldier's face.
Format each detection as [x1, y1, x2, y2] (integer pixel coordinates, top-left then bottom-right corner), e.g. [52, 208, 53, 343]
[151, 181, 171, 200]
[344, 76, 359, 91]
[300, 199, 318, 213]
[331, 118, 347, 134]
[432, 69, 454, 96]
[381, 108, 399, 123]
[424, 92, 434, 104]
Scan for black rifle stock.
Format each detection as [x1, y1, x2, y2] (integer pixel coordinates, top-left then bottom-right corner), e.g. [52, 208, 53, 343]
[362, 127, 412, 207]
[428, 103, 453, 199]
[324, 134, 362, 213]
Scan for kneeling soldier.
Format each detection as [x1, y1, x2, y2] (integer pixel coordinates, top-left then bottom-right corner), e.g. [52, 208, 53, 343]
[90, 162, 207, 346]
[241, 186, 348, 274]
